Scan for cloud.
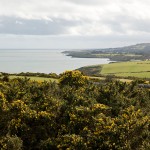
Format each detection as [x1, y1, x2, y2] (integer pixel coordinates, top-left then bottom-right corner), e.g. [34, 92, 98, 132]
[0, 0, 150, 48]
[64, 0, 109, 5]
[0, 16, 81, 35]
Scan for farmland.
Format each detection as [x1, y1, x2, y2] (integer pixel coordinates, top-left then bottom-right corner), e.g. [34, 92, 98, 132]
[64, 43, 150, 61]
[8, 75, 58, 82]
[78, 60, 150, 79]
[101, 61, 150, 77]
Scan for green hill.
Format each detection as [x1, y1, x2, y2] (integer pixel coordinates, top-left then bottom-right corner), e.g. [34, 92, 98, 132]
[78, 60, 150, 79]
[64, 43, 150, 61]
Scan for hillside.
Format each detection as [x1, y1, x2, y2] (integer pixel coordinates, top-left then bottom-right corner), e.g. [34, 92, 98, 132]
[63, 43, 150, 61]
[78, 60, 150, 79]
[0, 71, 150, 149]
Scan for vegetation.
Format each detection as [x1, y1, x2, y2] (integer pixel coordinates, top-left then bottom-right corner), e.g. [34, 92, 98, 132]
[77, 65, 102, 76]
[0, 72, 59, 83]
[15, 72, 59, 79]
[9, 75, 58, 82]
[0, 72, 59, 79]
[101, 61, 150, 74]
[78, 60, 150, 79]
[63, 43, 150, 61]
[0, 70, 150, 149]
[59, 70, 89, 88]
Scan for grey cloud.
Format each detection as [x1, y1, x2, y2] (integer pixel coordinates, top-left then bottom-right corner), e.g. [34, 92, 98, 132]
[64, 0, 110, 5]
[103, 20, 126, 34]
[100, 14, 150, 34]
[1, 14, 150, 36]
[0, 16, 79, 35]
[1, 13, 150, 36]
[129, 19, 150, 33]
[0, 0, 150, 37]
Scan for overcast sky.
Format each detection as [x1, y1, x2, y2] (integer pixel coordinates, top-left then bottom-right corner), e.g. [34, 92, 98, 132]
[0, 0, 150, 49]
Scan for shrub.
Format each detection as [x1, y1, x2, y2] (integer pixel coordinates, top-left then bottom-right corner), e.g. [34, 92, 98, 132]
[59, 70, 89, 88]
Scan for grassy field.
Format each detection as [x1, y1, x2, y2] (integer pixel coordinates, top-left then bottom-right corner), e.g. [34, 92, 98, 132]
[100, 61, 150, 78]
[3, 61, 150, 82]
[93, 53, 142, 57]
[9, 75, 58, 82]
[114, 72, 150, 78]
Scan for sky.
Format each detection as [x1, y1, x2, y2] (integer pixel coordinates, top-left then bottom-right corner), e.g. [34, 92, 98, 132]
[0, 0, 150, 49]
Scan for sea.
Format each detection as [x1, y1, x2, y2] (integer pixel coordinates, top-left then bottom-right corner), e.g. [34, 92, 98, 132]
[0, 49, 111, 74]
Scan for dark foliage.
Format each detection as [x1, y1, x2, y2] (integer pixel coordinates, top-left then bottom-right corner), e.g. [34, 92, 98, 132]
[0, 71, 150, 149]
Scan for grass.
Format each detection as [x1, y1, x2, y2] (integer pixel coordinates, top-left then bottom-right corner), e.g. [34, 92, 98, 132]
[9, 75, 58, 82]
[114, 72, 150, 78]
[93, 53, 141, 57]
[100, 61, 150, 78]
[3, 60, 150, 83]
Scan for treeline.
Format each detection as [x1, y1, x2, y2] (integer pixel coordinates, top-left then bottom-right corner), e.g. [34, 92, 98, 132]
[0, 72, 59, 79]
[0, 71, 150, 149]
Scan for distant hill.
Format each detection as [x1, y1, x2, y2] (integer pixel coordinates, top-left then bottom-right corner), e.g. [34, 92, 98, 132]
[64, 43, 150, 61]
[94, 43, 150, 54]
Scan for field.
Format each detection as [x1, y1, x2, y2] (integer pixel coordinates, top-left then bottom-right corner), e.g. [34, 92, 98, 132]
[2, 60, 150, 81]
[65, 43, 150, 61]
[101, 61, 150, 78]
[114, 72, 150, 78]
[93, 53, 142, 57]
[9, 75, 58, 82]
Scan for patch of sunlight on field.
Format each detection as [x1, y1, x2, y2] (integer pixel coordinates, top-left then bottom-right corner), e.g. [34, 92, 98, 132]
[9, 76, 58, 82]
[115, 72, 150, 78]
[101, 61, 150, 75]
[93, 54, 142, 57]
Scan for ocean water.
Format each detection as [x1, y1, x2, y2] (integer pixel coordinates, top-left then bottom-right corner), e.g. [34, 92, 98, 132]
[0, 49, 111, 74]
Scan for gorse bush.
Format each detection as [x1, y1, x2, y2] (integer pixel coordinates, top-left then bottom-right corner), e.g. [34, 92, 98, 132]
[0, 71, 149, 149]
[0, 135, 23, 150]
[59, 70, 89, 88]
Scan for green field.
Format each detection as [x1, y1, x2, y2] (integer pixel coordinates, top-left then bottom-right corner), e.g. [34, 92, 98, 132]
[114, 72, 150, 78]
[101, 61, 150, 78]
[9, 75, 58, 82]
[93, 53, 142, 57]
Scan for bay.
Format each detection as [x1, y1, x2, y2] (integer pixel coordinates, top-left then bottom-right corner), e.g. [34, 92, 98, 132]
[0, 49, 111, 74]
